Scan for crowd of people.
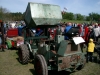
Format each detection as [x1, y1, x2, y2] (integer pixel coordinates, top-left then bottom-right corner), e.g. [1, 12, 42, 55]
[0, 21, 26, 51]
[59, 22, 100, 42]
[59, 22, 100, 62]
[0, 21, 100, 62]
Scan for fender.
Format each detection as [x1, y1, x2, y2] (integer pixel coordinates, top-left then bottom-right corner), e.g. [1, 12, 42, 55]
[25, 42, 32, 52]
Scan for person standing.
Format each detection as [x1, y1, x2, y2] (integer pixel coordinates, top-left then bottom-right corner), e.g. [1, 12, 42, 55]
[85, 26, 96, 47]
[64, 22, 72, 40]
[84, 24, 89, 40]
[93, 23, 100, 43]
[0, 25, 2, 48]
[0, 21, 4, 51]
[87, 39, 95, 62]
[60, 24, 66, 34]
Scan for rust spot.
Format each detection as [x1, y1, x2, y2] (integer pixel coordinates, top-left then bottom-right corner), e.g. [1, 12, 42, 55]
[58, 56, 71, 70]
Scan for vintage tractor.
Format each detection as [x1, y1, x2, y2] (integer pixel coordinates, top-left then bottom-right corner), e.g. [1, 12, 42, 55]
[18, 2, 86, 75]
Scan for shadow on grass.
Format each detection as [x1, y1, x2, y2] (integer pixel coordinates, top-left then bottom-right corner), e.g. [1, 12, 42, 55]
[16, 58, 22, 64]
[29, 69, 36, 75]
[29, 69, 71, 75]
[16, 51, 18, 55]
[48, 70, 71, 75]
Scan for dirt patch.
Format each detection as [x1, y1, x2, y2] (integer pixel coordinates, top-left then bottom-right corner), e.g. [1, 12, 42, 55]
[0, 49, 100, 75]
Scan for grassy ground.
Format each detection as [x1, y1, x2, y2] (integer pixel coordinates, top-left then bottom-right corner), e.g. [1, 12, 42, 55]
[0, 49, 100, 75]
[0, 50, 34, 75]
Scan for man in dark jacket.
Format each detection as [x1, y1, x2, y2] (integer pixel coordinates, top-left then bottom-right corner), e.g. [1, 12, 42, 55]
[85, 26, 96, 47]
[0, 21, 4, 51]
[64, 23, 72, 40]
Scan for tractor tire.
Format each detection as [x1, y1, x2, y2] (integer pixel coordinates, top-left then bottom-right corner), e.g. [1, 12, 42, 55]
[34, 54, 48, 75]
[18, 44, 30, 64]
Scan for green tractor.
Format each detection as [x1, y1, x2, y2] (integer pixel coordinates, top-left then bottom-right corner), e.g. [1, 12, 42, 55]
[18, 2, 86, 75]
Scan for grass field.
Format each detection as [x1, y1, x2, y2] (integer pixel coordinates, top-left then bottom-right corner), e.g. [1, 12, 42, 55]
[0, 49, 100, 75]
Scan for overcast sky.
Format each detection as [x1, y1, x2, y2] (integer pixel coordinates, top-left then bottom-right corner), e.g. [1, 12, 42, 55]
[0, 0, 100, 16]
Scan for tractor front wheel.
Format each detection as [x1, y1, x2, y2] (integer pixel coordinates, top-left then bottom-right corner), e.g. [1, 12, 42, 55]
[34, 54, 48, 75]
[18, 44, 30, 64]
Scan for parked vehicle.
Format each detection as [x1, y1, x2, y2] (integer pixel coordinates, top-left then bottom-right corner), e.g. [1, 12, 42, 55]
[18, 2, 86, 75]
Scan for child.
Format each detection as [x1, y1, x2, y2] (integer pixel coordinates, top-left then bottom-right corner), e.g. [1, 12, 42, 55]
[87, 38, 95, 62]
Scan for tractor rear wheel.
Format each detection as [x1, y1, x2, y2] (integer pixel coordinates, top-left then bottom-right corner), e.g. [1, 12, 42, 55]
[18, 44, 30, 64]
[34, 54, 48, 75]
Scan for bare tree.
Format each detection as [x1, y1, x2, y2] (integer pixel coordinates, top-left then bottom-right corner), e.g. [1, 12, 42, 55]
[0, 6, 10, 21]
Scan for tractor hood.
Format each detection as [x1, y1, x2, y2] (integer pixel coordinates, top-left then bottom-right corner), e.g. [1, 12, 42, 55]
[24, 2, 62, 27]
